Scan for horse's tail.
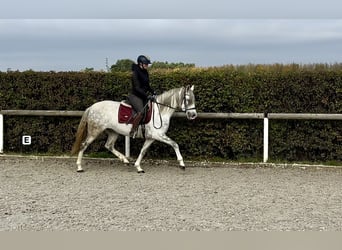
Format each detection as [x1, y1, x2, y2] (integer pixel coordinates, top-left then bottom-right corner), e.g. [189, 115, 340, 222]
[71, 108, 89, 155]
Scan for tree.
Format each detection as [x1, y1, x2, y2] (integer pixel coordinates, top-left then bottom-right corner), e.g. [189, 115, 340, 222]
[110, 59, 196, 72]
[110, 59, 135, 72]
[82, 67, 94, 72]
[151, 61, 195, 69]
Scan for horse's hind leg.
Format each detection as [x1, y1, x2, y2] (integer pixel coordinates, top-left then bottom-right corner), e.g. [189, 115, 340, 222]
[105, 131, 129, 164]
[76, 129, 102, 172]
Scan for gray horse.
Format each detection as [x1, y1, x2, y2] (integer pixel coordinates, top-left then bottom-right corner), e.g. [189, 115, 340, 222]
[71, 85, 197, 173]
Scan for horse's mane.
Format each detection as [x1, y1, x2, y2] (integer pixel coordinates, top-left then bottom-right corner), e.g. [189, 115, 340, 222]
[157, 87, 184, 113]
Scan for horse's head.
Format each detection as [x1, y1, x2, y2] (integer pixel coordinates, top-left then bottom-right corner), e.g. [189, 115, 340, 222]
[182, 85, 197, 120]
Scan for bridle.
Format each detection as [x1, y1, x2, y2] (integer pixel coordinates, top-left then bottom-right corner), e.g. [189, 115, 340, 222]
[182, 92, 196, 112]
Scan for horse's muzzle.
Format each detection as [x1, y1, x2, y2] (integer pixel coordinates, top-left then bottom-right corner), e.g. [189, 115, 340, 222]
[186, 110, 197, 120]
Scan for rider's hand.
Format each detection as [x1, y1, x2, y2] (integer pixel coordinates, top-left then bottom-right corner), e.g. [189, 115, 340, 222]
[147, 95, 156, 102]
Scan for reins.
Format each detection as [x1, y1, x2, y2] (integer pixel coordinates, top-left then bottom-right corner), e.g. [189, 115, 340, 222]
[152, 101, 163, 129]
[153, 101, 177, 110]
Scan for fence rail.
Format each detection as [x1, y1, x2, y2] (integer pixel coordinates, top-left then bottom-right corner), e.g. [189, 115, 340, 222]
[1, 110, 342, 120]
[0, 110, 84, 117]
[0, 110, 341, 161]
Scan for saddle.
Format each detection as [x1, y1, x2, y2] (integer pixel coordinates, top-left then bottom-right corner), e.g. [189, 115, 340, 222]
[118, 101, 152, 124]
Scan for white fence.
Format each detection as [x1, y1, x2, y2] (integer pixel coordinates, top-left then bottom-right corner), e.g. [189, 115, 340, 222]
[0, 110, 341, 162]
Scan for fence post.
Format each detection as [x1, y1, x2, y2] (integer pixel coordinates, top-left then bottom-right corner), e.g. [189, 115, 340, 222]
[0, 114, 3, 153]
[125, 135, 130, 158]
[263, 113, 269, 163]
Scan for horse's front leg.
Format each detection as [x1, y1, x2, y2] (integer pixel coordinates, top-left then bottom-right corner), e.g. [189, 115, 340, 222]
[134, 139, 155, 173]
[156, 134, 185, 170]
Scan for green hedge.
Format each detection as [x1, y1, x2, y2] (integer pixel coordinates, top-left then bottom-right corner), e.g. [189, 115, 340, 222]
[0, 65, 341, 163]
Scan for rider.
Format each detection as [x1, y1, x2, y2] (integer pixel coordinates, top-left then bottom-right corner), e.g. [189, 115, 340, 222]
[128, 55, 156, 136]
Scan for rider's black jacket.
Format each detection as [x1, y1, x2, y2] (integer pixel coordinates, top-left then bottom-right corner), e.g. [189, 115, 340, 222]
[131, 63, 154, 100]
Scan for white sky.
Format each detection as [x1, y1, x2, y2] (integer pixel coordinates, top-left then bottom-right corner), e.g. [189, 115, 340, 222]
[1, 1, 342, 71]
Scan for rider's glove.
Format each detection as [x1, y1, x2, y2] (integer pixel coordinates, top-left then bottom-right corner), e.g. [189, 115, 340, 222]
[147, 95, 156, 102]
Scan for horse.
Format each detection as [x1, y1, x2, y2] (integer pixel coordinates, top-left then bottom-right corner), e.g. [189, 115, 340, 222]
[71, 85, 197, 173]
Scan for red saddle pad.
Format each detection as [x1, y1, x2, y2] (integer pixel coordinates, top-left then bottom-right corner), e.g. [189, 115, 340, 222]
[118, 102, 152, 124]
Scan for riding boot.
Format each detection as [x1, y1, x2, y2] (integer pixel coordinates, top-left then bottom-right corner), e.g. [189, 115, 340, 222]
[129, 112, 143, 137]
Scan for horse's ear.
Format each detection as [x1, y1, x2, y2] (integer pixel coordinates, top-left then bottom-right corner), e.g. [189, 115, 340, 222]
[185, 85, 194, 91]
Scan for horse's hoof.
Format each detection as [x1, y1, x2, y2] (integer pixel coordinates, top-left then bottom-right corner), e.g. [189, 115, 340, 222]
[180, 166, 186, 170]
[137, 170, 145, 174]
[77, 169, 84, 173]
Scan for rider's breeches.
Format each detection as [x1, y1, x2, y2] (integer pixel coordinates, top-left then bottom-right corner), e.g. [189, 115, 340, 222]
[128, 94, 146, 114]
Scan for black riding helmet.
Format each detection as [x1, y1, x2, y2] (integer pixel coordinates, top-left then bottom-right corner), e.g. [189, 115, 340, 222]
[137, 55, 151, 65]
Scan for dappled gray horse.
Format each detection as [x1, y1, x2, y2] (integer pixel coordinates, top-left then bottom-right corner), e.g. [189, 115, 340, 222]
[71, 85, 197, 173]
